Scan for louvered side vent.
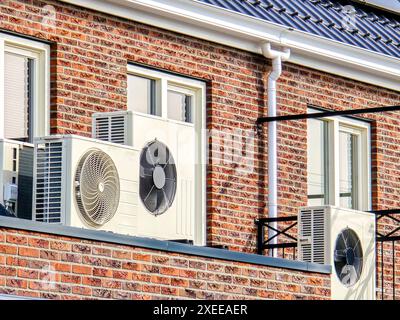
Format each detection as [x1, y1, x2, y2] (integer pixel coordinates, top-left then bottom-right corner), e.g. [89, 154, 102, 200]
[298, 207, 327, 264]
[17, 146, 34, 220]
[299, 209, 312, 262]
[312, 208, 326, 264]
[94, 114, 126, 145]
[34, 141, 64, 223]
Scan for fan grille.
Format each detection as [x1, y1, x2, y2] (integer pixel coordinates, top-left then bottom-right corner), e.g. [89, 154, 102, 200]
[75, 149, 120, 227]
[334, 228, 363, 287]
[140, 140, 177, 216]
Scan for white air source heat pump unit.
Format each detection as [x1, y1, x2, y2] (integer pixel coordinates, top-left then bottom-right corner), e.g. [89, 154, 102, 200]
[92, 111, 201, 245]
[0, 139, 34, 219]
[298, 205, 376, 300]
[33, 135, 140, 236]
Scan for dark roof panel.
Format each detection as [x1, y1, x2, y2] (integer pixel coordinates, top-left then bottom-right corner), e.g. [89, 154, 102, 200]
[197, 0, 400, 58]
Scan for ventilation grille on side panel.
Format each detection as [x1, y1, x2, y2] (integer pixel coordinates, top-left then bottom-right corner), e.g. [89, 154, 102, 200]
[298, 207, 326, 264]
[94, 114, 126, 144]
[299, 209, 312, 262]
[34, 141, 64, 223]
[17, 146, 34, 220]
[312, 209, 326, 264]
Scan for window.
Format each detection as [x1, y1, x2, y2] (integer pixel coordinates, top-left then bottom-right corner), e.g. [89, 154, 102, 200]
[127, 64, 206, 246]
[0, 33, 50, 143]
[167, 86, 193, 123]
[127, 75, 158, 116]
[307, 118, 328, 206]
[339, 128, 358, 209]
[127, 66, 197, 124]
[4, 51, 33, 142]
[307, 109, 371, 211]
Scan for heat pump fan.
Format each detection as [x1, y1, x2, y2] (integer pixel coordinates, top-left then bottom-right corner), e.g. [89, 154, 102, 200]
[140, 140, 177, 216]
[92, 109, 204, 244]
[334, 228, 363, 287]
[34, 135, 139, 236]
[75, 149, 120, 227]
[298, 206, 375, 299]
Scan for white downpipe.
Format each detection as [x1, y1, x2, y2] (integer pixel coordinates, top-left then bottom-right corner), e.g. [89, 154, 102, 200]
[261, 43, 290, 257]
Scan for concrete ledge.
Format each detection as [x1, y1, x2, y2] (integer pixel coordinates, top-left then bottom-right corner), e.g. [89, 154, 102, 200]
[0, 216, 331, 274]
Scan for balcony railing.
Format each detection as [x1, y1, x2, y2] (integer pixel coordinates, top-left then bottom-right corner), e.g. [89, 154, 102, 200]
[254, 216, 297, 259]
[255, 209, 400, 300]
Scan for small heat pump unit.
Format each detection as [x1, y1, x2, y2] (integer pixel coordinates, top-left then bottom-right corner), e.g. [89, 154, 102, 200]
[298, 205, 376, 300]
[92, 110, 203, 245]
[33, 135, 139, 235]
[0, 139, 34, 219]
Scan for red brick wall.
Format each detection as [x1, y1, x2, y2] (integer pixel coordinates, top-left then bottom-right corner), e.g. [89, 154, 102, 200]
[277, 64, 400, 217]
[0, 0, 400, 299]
[0, 228, 331, 299]
[1, 0, 269, 253]
[275, 65, 400, 298]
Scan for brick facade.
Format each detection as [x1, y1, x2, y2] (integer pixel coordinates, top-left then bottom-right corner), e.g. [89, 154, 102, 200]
[0, 228, 330, 299]
[0, 0, 399, 299]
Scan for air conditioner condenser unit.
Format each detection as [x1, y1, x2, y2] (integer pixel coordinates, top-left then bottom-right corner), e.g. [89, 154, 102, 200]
[92, 110, 204, 245]
[0, 139, 34, 219]
[298, 205, 376, 300]
[33, 135, 139, 235]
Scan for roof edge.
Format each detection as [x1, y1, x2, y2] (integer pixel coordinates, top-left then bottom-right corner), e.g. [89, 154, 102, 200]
[59, 0, 400, 92]
[351, 0, 400, 15]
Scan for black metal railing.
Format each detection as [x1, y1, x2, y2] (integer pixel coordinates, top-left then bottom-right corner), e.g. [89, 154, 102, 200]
[254, 216, 297, 259]
[373, 209, 400, 300]
[254, 209, 400, 300]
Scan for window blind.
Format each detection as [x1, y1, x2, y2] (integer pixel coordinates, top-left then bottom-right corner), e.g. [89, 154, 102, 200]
[4, 52, 31, 141]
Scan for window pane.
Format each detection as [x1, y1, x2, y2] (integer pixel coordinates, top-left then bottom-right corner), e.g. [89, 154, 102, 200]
[167, 90, 193, 123]
[4, 52, 32, 142]
[339, 131, 358, 209]
[127, 75, 157, 115]
[307, 119, 328, 206]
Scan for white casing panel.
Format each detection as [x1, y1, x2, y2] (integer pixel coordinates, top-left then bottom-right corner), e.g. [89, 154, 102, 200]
[33, 135, 140, 236]
[298, 205, 376, 300]
[92, 111, 200, 244]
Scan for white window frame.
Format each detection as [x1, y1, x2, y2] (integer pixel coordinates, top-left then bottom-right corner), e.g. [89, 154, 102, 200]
[308, 108, 371, 211]
[0, 33, 50, 143]
[127, 64, 207, 245]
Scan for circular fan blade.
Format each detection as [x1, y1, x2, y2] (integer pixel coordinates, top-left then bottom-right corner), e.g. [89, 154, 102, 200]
[334, 249, 347, 263]
[144, 187, 158, 213]
[148, 140, 168, 165]
[341, 230, 349, 248]
[141, 148, 156, 171]
[340, 265, 358, 287]
[141, 177, 154, 198]
[164, 163, 177, 180]
[155, 189, 168, 215]
[334, 228, 364, 288]
[139, 140, 177, 216]
[157, 144, 169, 166]
[163, 181, 176, 204]
[75, 149, 120, 227]
[143, 185, 155, 202]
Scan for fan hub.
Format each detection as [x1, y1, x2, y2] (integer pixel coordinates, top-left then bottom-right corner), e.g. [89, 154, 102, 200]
[346, 248, 355, 265]
[153, 165, 166, 189]
[98, 182, 105, 193]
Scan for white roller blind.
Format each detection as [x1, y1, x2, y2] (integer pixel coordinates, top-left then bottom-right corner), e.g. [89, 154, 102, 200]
[307, 118, 328, 206]
[4, 52, 30, 141]
[167, 89, 193, 123]
[127, 74, 158, 115]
